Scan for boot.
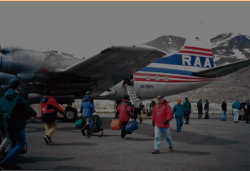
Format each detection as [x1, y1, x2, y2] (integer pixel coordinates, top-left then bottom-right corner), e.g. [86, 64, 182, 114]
[81, 125, 88, 136]
[139, 119, 142, 124]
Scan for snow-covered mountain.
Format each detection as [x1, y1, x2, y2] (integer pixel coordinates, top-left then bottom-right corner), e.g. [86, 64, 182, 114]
[211, 33, 250, 66]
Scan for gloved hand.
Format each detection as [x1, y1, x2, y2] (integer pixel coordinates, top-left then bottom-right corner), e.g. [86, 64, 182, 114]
[63, 111, 66, 115]
[152, 121, 155, 127]
[164, 119, 169, 125]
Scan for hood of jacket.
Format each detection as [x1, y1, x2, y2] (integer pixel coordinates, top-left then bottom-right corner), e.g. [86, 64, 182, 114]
[83, 95, 90, 102]
[4, 88, 19, 100]
[40, 96, 50, 104]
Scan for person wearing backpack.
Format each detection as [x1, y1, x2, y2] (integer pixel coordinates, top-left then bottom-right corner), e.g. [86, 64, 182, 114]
[152, 95, 173, 154]
[183, 97, 191, 124]
[115, 95, 133, 140]
[80, 95, 96, 138]
[0, 78, 37, 170]
[134, 95, 143, 123]
[40, 88, 65, 145]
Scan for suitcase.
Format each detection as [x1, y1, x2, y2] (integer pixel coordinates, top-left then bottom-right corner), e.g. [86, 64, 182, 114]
[111, 119, 121, 130]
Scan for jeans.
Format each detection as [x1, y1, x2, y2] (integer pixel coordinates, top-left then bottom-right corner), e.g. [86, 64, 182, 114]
[3, 129, 26, 168]
[176, 117, 184, 131]
[234, 109, 239, 122]
[154, 126, 172, 150]
[222, 111, 227, 120]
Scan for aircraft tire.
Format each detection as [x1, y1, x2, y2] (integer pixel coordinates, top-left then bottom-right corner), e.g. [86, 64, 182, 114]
[64, 107, 77, 122]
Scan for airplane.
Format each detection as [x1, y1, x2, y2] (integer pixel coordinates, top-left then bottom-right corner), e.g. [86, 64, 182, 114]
[1, 34, 250, 121]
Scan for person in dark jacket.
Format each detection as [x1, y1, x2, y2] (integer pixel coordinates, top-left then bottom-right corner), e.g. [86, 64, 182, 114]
[0, 87, 10, 160]
[221, 100, 227, 121]
[204, 99, 209, 119]
[0, 78, 37, 170]
[244, 100, 250, 124]
[115, 95, 133, 140]
[183, 97, 191, 124]
[40, 88, 65, 145]
[197, 99, 203, 119]
[80, 95, 96, 137]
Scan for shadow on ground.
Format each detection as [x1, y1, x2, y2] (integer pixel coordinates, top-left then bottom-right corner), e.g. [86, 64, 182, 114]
[18, 156, 74, 164]
[161, 150, 211, 156]
[53, 166, 95, 170]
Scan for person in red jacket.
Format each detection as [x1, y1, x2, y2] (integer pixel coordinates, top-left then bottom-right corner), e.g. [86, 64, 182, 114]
[40, 88, 65, 145]
[115, 95, 133, 140]
[152, 95, 173, 154]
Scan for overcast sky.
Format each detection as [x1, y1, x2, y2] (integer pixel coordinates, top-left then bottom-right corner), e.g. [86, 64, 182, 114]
[0, 2, 250, 58]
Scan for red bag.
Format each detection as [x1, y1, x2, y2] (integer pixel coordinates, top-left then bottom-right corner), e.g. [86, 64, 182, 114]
[111, 119, 121, 130]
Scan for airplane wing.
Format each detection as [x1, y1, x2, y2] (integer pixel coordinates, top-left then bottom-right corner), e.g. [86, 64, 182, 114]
[60, 46, 166, 94]
[195, 59, 250, 78]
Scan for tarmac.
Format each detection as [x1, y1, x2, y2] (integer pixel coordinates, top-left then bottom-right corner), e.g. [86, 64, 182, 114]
[2, 113, 250, 171]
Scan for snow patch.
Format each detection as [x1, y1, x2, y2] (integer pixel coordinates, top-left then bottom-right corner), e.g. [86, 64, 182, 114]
[233, 49, 246, 59]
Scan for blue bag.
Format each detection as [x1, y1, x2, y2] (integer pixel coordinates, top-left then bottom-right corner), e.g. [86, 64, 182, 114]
[125, 120, 138, 134]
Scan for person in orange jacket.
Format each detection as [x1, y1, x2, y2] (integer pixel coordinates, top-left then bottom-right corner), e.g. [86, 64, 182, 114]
[40, 88, 65, 145]
[115, 95, 133, 140]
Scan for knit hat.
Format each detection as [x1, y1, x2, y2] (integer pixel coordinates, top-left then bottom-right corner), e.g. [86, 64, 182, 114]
[9, 78, 21, 88]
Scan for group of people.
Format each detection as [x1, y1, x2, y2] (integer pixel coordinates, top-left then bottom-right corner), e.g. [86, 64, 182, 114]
[231, 99, 250, 123]
[196, 99, 210, 119]
[1, 77, 250, 169]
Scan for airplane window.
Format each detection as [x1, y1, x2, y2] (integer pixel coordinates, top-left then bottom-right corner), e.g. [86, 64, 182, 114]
[146, 75, 150, 80]
[155, 75, 160, 81]
[164, 76, 168, 82]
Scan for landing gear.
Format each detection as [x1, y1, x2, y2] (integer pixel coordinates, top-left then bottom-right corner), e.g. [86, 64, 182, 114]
[64, 104, 77, 122]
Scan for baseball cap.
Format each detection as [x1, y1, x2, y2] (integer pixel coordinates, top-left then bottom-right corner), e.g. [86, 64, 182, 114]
[157, 95, 164, 99]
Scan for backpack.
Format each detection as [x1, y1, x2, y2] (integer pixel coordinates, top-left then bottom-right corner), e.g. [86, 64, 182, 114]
[134, 99, 141, 108]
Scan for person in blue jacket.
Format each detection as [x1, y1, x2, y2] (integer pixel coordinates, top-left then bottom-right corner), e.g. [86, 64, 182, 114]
[80, 95, 96, 137]
[232, 100, 241, 123]
[172, 99, 186, 132]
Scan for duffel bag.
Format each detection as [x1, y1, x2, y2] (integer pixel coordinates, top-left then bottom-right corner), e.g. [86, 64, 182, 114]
[111, 119, 121, 130]
[75, 118, 84, 128]
[125, 120, 138, 134]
